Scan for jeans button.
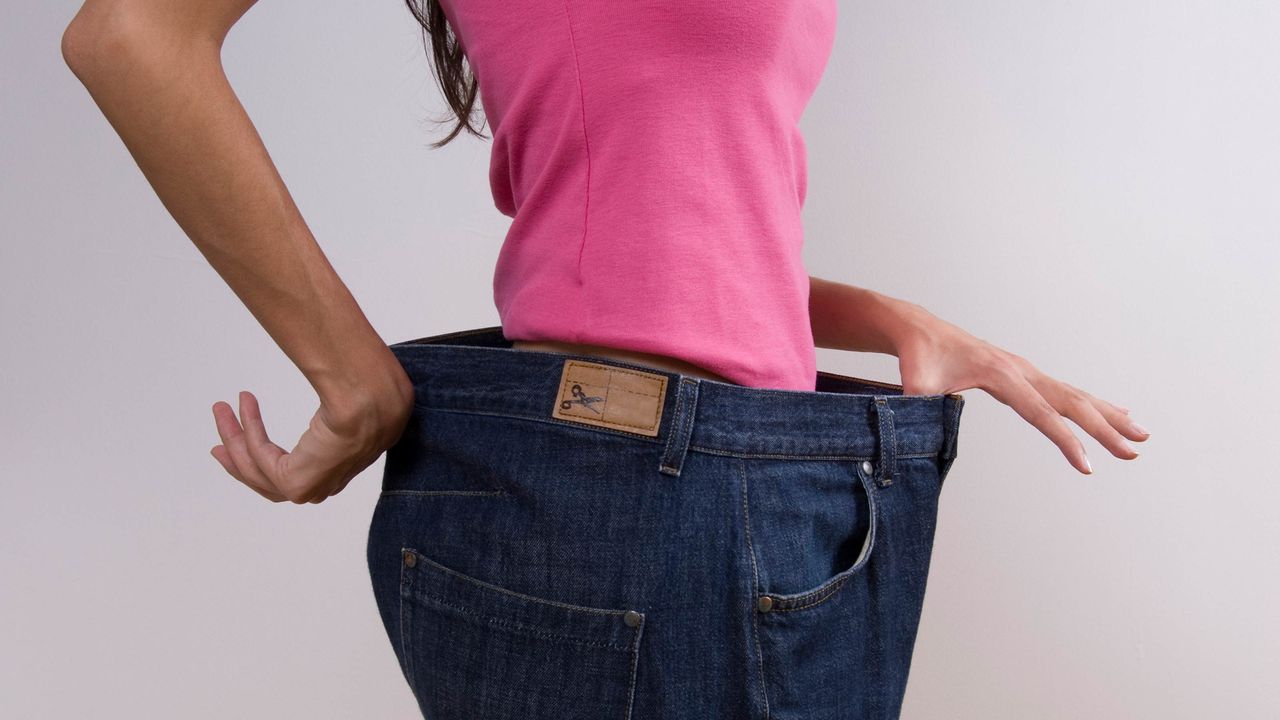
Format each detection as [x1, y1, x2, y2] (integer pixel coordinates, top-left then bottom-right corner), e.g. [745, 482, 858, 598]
[623, 610, 642, 627]
[757, 595, 774, 613]
[861, 460, 874, 475]
[402, 550, 417, 568]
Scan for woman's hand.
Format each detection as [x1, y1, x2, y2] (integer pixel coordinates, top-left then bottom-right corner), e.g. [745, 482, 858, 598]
[209, 365, 415, 504]
[892, 303, 1149, 474]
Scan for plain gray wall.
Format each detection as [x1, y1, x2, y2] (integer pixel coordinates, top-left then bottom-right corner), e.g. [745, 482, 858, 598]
[4, 1, 1277, 717]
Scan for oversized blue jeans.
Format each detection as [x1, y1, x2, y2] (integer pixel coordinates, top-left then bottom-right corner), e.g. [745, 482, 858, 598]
[367, 325, 965, 719]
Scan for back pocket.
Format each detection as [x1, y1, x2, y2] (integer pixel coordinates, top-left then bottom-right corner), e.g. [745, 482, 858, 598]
[398, 547, 644, 720]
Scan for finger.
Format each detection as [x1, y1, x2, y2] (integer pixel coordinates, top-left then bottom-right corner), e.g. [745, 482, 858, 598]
[986, 367, 1093, 474]
[1088, 394, 1149, 443]
[1044, 385, 1139, 460]
[213, 399, 283, 499]
[211, 404, 288, 501]
[211, 444, 288, 502]
[1049, 384, 1152, 440]
[208, 442, 246, 483]
[236, 390, 290, 487]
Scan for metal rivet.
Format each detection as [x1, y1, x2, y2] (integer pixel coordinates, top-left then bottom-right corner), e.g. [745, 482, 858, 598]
[623, 610, 642, 627]
[402, 550, 417, 568]
[861, 460, 874, 475]
[757, 595, 774, 613]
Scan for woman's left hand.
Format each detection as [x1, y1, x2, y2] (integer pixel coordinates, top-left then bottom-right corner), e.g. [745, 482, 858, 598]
[892, 305, 1149, 474]
[208, 367, 415, 504]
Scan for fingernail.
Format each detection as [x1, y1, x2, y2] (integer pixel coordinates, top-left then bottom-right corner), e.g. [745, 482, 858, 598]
[1083, 456, 1093, 474]
[1130, 420, 1149, 436]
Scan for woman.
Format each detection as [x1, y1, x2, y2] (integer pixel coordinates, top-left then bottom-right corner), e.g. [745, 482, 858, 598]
[62, 0, 1148, 717]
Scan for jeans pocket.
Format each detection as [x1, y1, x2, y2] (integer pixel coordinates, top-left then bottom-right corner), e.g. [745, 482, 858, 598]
[752, 462, 889, 719]
[397, 547, 644, 720]
[754, 459, 879, 613]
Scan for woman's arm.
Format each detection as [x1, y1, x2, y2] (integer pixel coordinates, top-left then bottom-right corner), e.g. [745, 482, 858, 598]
[809, 276, 931, 355]
[808, 276, 1149, 474]
[62, 0, 414, 503]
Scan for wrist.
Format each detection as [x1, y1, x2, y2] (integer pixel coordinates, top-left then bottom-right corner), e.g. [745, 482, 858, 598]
[313, 346, 415, 440]
[866, 290, 933, 357]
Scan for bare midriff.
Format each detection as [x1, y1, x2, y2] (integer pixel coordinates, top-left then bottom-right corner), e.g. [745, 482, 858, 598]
[510, 339, 739, 385]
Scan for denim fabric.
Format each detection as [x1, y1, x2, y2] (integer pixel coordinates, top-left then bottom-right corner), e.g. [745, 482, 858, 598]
[366, 326, 965, 720]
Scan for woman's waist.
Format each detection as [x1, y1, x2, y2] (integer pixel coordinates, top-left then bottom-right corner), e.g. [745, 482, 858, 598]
[510, 339, 739, 385]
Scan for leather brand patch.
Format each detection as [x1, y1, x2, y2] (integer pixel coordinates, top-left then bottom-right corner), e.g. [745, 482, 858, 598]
[550, 359, 668, 437]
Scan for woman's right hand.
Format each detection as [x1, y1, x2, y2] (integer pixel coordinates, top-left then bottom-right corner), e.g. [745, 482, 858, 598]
[892, 304, 1149, 475]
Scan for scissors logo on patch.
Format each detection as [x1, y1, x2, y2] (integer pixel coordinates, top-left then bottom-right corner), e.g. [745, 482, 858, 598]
[560, 383, 604, 415]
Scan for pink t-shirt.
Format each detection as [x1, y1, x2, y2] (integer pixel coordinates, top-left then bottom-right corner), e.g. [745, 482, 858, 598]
[438, 0, 838, 390]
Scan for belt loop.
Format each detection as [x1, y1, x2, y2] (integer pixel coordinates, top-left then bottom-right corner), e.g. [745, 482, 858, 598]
[938, 394, 965, 487]
[872, 396, 897, 487]
[941, 394, 964, 463]
[659, 377, 700, 477]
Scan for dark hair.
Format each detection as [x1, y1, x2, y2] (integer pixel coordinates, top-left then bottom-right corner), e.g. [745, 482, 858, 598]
[404, 0, 488, 148]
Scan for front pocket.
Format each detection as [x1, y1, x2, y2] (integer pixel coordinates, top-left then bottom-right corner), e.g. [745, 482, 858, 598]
[750, 462, 885, 719]
[750, 458, 880, 613]
[398, 547, 644, 720]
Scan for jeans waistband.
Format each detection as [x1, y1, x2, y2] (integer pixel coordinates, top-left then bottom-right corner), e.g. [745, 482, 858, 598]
[387, 326, 965, 485]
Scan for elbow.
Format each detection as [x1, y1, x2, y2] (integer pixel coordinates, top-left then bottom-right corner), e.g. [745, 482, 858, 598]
[62, 6, 134, 81]
[61, 4, 182, 83]
[60, 12, 95, 76]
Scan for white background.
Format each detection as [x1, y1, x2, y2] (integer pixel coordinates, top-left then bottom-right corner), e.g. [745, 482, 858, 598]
[3, 1, 1277, 717]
